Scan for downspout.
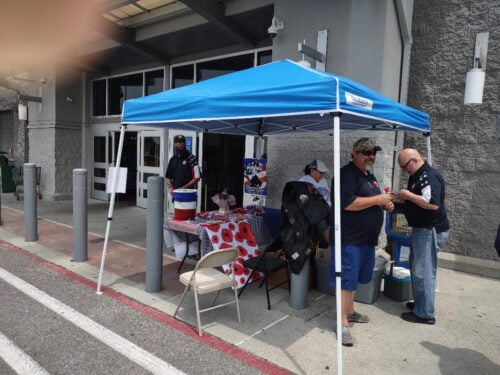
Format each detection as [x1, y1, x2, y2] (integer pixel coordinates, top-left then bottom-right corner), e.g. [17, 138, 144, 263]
[392, 0, 413, 190]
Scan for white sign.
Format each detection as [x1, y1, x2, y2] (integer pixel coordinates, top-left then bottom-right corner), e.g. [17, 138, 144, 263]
[106, 167, 127, 194]
[400, 246, 411, 262]
[345, 92, 373, 110]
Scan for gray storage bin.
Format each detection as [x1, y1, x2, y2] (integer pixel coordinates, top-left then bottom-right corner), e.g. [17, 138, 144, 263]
[314, 256, 384, 304]
[355, 269, 383, 304]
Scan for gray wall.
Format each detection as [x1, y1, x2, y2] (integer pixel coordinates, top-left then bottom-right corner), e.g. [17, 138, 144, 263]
[28, 66, 83, 200]
[265, 0, 403, 208]
[406, 0, 500, 261]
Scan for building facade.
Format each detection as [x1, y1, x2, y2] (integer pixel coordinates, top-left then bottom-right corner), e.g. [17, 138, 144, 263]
[0, 0, 498, 262]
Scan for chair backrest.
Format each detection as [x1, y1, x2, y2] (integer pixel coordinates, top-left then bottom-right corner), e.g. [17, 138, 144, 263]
[195, 247, 238, 270]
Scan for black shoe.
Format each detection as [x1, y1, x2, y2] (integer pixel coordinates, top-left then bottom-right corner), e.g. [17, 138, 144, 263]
[406, 301, 415, 310]
[401, 312, 435, 325]
[187, 254, 200, 261]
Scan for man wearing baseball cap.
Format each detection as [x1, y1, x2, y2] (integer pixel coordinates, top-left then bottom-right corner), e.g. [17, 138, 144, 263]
[165, 134, 201, 192]
[330, 137, 393, 346]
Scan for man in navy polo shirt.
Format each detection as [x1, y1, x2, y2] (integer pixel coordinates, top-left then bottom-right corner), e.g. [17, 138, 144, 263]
[395, 148, 449, 325]
[331, 138, 394, 346]
[165, 134, 201, 192]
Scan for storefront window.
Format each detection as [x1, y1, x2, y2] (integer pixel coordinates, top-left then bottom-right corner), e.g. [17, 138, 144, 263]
[92, 80, 106, 116]
[143, 136, 160, 167]
[196, 53, 254, 82]
[257, 50, 272, 66]
[145, 69, 164, 96]
[94, 136, 106, 163]
[108, 73, 143, 115]
[172, 64, 194, 89]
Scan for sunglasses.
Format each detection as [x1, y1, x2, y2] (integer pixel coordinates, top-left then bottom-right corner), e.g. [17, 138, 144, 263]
[401, 159, 414, 169]
[358, 150, 377, 156]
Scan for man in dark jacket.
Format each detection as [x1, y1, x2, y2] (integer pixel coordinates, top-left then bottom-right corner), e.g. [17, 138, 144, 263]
[395, 148, 450, 325]
[165, 134, 201, 193]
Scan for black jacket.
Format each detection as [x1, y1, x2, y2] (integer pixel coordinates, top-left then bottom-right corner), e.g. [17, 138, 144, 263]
[280, 181, 330, 274]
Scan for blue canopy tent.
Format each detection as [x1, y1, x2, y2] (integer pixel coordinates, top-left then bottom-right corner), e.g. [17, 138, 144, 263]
[97, 59, 430, 374]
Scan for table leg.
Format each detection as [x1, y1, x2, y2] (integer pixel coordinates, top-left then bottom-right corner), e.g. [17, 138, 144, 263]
[176, 233, 190, 273]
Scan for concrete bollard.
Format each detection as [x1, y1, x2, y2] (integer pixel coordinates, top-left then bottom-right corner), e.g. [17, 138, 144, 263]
[146, 176, 164, 292]
[72, 169, 88, 262]
[289, 258, 309, 309]
[23, 163, 38, 241]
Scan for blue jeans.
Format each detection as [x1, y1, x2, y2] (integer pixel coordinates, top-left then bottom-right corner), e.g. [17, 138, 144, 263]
[409, 228, 446, 319]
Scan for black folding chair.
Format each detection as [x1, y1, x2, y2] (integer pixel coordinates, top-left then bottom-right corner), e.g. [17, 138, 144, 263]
[238, 238, 290, 310]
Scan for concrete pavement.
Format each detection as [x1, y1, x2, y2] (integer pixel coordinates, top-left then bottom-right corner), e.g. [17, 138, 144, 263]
[1, 193, 499, 374]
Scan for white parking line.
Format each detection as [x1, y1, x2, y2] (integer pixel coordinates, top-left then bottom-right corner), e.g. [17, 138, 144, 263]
[0, 331, 49, 375]
[0, 267, 185, 375]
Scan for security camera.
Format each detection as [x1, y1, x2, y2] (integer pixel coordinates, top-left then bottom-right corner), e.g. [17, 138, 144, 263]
[267, 16, 283, 39]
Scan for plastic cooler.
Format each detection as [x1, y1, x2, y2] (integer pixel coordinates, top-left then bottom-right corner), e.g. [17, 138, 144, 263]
[172, 189, 197, 220]
[383, 263, 413, 302]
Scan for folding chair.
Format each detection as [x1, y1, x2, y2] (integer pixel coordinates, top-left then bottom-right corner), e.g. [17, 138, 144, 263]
[238, 238, 290, 310]
[173, 247, 241, 336]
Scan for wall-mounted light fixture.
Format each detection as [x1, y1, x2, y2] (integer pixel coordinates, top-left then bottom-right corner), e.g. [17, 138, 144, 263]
[464, 32, 489, 105]
[18, 102, 28, 121]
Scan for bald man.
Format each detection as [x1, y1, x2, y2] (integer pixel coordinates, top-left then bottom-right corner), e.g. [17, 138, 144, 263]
[394, 148, 449, 325]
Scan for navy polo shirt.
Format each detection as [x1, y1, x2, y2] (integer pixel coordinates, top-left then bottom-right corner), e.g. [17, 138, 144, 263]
[404, 162, 449, 232]
[332, 162, 384, 247]
[165, 151, 198, 189]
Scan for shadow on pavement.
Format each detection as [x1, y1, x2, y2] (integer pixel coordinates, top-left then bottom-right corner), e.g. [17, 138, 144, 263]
[421, 341, 500, 375]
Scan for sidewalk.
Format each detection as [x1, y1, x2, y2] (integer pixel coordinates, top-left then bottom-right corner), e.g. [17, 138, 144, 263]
[1, 194, 500, 375]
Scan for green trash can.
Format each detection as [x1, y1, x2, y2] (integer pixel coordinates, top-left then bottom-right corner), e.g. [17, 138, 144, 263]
[0, 153, 16, 193]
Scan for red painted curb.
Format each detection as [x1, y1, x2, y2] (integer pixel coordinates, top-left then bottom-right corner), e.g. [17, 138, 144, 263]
[0, 239, 293, 375]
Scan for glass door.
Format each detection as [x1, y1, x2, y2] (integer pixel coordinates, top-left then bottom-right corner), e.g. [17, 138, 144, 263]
[91, 131, 109, 201]
[137, 130, 164, 208]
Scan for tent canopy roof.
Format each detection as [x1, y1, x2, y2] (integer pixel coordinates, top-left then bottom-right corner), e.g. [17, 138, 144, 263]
[122, 59, 430, 135]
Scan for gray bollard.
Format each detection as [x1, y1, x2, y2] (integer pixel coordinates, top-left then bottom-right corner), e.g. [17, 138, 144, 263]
[289, 258, 310, 309]
[146, 176, 164, 292]
[73, 169, 88, 262]
[23, 163, 38, 241]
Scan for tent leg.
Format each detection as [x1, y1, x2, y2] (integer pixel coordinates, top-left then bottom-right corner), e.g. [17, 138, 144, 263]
[96, 124, 127, 294]
[333, 115, 343, 375]
[425, 132, 432, 166]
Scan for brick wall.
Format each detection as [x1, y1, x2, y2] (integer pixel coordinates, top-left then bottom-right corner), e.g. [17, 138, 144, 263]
[406, 0, 500, 261]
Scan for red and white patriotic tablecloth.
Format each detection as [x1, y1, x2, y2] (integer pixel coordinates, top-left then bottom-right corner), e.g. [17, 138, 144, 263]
[203, 220, 263, 289]
[164, 214, 272, 259]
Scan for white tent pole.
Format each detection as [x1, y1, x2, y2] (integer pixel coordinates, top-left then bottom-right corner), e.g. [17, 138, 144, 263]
[96, 124, 126, 294]
[333, 114, 343, 375]
[425, 132, 432, 166]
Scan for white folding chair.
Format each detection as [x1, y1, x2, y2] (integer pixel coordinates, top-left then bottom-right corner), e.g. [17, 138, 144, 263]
[173, 247, 241, 336]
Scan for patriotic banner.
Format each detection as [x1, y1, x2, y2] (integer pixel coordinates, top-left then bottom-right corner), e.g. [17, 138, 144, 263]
[243, 158, 267, 197]
[204, 220, 262, 288]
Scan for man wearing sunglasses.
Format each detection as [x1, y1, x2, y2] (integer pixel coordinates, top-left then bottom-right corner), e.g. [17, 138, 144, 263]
[394, 148, 449, 325]
[331, 137, 394, 346]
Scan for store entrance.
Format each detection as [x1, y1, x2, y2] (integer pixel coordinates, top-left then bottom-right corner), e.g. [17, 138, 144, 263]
[110, 131, 137, 205]
[201, 134, 245, 211]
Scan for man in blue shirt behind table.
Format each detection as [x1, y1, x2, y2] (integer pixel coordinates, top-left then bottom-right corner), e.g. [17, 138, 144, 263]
[165, 134, 201, 192]
[395, 148, 450, 325]
[330, 138, 394, 346]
